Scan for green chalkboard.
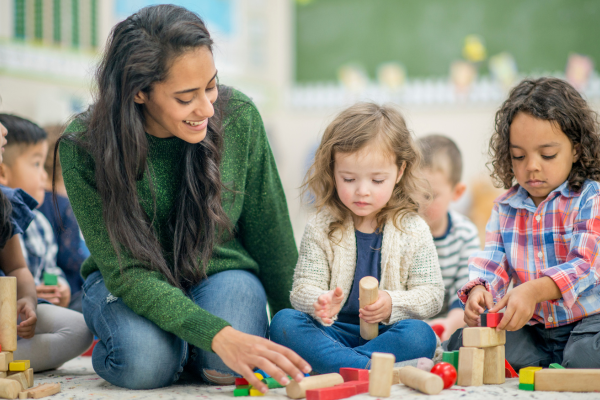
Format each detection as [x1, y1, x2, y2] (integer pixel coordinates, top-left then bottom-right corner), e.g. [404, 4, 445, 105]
[295, 0, 600, 82]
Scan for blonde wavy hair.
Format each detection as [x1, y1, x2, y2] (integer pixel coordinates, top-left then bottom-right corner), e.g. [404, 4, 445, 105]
[303, 102, 429, 240]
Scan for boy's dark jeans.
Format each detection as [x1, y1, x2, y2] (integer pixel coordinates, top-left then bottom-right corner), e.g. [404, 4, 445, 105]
[445, 314, 600, 370]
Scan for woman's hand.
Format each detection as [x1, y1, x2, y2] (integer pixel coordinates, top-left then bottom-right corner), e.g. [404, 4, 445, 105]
[359, 290, 392, 323]
[57, 283, 71, 308]
[212, 326, 311, 394]
[464, 285, 493, 327]
[36, 284, 61, 305]
[16, 298, 37, 339]
[313, 287, 344, 324]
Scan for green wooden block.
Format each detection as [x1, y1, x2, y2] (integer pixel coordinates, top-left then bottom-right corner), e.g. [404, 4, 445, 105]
[43, 272, 58, 286]
[262, 377, 283, 389]
[453, 350, 460, 370]
[234, 387, 250, 396]
[442, 351, 455, 365]
[519, 383, 535, 391]
[549, 363, 565, 369]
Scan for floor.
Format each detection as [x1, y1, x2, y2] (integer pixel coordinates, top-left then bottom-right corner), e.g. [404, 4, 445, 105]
[35, 357, 599, 400]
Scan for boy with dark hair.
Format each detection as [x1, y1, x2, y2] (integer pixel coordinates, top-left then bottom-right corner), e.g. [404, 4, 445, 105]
[418, 134, 480, 341]
[0, 114, 71, 308]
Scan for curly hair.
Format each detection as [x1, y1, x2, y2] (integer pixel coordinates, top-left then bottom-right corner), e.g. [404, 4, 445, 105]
[490, 77, 600, 191]
[303, 102, 429, 240]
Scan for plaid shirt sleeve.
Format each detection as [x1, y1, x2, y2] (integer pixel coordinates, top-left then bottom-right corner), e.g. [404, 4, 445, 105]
[458, 203, 512, 304]
[541, 194, 600, 309]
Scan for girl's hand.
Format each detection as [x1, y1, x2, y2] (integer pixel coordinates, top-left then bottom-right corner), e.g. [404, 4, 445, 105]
[313, 287, 344, 324]
[16, 298, 37, 339]
[360, 291, 392, 324]
[36, 285, 61, 305]
[464, 285, 493, 327]
[212, 326, 311, 394]
[489, 281, 537, 331]
[57, 283, 71, 308]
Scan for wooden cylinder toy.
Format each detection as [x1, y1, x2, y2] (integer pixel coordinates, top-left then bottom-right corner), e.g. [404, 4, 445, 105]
[0, 277, 17, 352]
[286, 373, 344, 399]
[0, 378, 21, 399]
[369, 352, 395, 397]
[359, 276, 379, 340]
[398, 366, 444, 395]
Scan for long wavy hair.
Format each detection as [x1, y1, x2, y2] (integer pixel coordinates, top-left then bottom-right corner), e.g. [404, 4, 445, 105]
[303, 103, 429, 240]
[57, 5, 231, 288]
[490, 77, 600, 191]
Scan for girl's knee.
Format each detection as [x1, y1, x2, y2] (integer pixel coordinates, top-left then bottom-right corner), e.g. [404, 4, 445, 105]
[395, 319, 437, 356]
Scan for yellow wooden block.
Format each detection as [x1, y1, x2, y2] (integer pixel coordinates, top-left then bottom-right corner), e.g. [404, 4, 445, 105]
[9, 361, 30, 372]
[249, 388, 264, 396]
[519, 367, 542, 385]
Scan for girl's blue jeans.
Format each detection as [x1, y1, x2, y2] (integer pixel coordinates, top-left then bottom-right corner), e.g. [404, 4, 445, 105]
[81, 269, 268, 389]
[270, 309, 436, 374]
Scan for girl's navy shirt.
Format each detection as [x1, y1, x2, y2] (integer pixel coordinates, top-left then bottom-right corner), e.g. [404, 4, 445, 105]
[0, 184, 37, 238]
[337, 229, 382, 325]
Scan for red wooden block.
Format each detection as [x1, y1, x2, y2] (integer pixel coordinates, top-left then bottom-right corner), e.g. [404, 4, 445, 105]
[505, 359, 519, 378]
[235, 378, 249, 386]
[485, 313, 503, 328]
[339, 367, 369, 382]
[336, 380, 369, 394]
[82, 339, 98, 356]
[306, 385, 356, 400]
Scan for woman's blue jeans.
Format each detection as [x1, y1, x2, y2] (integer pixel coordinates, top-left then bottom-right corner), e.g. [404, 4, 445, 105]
[81, 269, 268, 389]
[270, 309, 436, 374]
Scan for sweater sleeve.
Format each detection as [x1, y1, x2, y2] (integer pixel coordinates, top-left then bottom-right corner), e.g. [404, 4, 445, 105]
[234, 101, 298, 315]
[289, 219, 332, 325]
[383, 223, 445, 323]
[59, 137, 230, 353]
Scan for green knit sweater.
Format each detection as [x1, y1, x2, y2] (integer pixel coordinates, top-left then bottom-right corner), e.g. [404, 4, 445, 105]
[60, 90, 297, 352]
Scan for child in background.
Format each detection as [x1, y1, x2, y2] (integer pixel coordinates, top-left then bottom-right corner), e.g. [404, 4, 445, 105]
[0, 114, 71, 308]
[417, 135, 480, 341]
[0, 120, 93, 371]
[38, 125, 90, 312]
[447, 77, 600, 369]
[271, 103, 445, 374]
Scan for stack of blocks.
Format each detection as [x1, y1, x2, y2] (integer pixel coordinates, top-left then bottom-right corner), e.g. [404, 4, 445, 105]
[516, 363, 600, 392]
[456, 313, 507, 386]
[0, 277, 61, 399]
[233, 370, 287, 397]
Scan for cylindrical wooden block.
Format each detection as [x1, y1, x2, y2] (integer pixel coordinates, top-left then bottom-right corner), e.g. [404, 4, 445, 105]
[0, 378, 21, 399]
[359, 276, 379, 340]
[369, 352, 395, 397]
[398, 366, 443, 395]
[285, 373, 344, 399]
[0, 278, 17, 352]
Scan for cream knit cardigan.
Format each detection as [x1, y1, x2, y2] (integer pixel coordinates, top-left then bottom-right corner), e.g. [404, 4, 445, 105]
[290, 209, 445, 327]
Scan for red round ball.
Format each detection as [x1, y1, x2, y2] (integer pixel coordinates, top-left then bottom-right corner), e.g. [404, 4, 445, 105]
[430, 362, 457, 389]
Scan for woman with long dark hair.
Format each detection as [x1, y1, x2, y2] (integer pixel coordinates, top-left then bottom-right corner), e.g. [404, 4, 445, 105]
[58, 4, 309, 391]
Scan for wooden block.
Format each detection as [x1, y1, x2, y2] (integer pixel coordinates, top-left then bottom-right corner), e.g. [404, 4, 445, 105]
[519, 382, 534, 391]
[368, 352, 395, 397]
[339, 368, 369, 382]
[483, 313, 503, 328]
[262, 377, 283, 389]
[392, 367, 401, 385]
[397, 366, 443, 395]
[457, 347, 484, 386]
[519, 367, 542, 385]
[0, 378, 21, 399]
[535, 369, 600, 392]
[249, 388, 264, 396]
[9, 362, 30, 373]
[359, 277, 379, 340]
[306, 385, 356, 400]
[335, 381, 369, 394]
[21, 383, 60, 399]
[233, 387, 250, 397]
[462, 327, 506, 347]
[442, 351, 455, 366]
[505, 359, 518, 378]
[253, 372, 263, 381]
[483, 345, 505, 384]
[42, 273, 58, 286]
[0, 277, 17, 352]
[0, 372, 5, 379]
[286, 373, 344, 399]
[235, 378, 249, 386]
[0, 353, 13, 372]
[549, 363, 564, 369]
[5, 373, 27, 391]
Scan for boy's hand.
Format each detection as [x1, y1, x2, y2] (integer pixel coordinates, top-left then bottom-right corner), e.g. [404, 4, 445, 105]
[464, 285, 494, 327]
[489, 281, 538, 331]
[16, 298, 37, 339]
[36, 284, 61, 305]
[360, 291, 392, 324]
[313, 287, 344, 324]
